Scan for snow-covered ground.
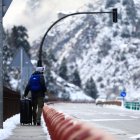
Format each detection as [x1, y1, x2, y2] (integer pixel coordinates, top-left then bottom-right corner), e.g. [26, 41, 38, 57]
[0, 114, 51, 140]
[0, 114, 20, 140]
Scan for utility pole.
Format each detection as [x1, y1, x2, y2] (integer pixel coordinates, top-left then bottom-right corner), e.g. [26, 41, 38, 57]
[20, 47, 23, 99]
[0, 0, 3, 128]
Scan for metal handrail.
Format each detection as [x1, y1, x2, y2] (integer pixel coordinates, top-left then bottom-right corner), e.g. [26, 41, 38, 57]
[124, 102, 140, 110]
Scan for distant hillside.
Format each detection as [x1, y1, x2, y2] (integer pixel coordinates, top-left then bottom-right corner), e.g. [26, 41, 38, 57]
[31, 0, 140, 101]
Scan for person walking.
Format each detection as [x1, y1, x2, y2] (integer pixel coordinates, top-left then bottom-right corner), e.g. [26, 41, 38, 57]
[24, 66, 47, 126]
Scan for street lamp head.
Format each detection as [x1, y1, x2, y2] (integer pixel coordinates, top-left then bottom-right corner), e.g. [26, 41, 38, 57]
[112, 8, 118, 23]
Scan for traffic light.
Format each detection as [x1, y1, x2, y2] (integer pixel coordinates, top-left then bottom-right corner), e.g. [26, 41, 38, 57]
[112, 8, 117, 23]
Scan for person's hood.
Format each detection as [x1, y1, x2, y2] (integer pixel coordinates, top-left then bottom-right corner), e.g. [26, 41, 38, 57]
[35, 67, 45, 72]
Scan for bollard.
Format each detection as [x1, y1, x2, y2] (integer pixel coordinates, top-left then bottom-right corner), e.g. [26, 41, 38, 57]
[67, 127, 91, 140]
[43, 105, 116, 140]
[55, 118, 74, 140]
[60, 123, 84, 140]
[50, 114, 65, 139]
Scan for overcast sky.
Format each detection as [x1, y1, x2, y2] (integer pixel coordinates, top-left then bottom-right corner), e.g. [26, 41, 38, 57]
[3, 0, 90, 44]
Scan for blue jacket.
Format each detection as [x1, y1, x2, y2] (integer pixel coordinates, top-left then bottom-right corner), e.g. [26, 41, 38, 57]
[24, 71, 47, 99]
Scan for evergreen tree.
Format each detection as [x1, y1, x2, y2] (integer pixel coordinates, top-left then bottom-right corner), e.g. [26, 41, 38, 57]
[42, 49, 56, 67]
[7, 25, 30, 55]
[3, 44, 12, 87]
[71, 69, 81, 87]
[46, 67, 54, 86]
[3, 26, 31, 87]
[58, 58, 68, 80]
[84, 77, 98, 99]
[3, 30, 14, 87]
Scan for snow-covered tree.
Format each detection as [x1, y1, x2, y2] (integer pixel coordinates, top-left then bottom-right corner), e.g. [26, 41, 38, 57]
[84, 77, 98, 99]
[7, 26, 30, 55]
[71, 69, 81, 87]
[58, 58, 68, 80]
[42, 49, 57, 67]
[3, 26, 31, 88]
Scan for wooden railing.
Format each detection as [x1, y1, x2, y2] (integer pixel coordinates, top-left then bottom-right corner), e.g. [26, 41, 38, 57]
[3, 86, 20, 121]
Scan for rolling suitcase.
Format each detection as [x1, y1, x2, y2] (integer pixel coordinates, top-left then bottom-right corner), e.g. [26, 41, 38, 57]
[20, 98, 32, 125]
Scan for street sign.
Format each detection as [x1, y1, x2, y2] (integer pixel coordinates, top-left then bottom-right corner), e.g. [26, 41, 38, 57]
[11, 47, 33, 68]
[120, 91, 126, 97]
[2, 0, 13, 17]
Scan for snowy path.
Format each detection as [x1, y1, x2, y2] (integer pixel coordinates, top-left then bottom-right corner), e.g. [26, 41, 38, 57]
[0, 114, 50, 140]
[4, 125, 47, 140]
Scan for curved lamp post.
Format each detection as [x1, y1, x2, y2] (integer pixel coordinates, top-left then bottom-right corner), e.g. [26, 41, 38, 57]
[37, 9, 117, 67]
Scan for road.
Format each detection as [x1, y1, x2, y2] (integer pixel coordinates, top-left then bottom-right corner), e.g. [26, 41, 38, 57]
[49, 103, 140, 140]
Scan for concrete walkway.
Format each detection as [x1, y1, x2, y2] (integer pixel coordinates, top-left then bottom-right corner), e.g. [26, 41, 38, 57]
[5, 125, 48, 140]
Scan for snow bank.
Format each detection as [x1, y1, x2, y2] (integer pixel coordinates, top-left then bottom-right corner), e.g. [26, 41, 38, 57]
[0, 114, 20, 140]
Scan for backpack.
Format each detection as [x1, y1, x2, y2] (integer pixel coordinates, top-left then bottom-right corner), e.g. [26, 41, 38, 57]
[29, 74, 42, 92]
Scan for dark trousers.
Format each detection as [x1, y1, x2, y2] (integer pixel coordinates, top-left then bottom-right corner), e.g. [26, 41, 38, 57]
[32, 97, 44, 123]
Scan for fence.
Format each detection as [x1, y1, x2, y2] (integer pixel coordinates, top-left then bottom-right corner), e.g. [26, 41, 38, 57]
[3, 86, 20, 121]
[96, 100, 122, 106]
[124, 102, 140, 110]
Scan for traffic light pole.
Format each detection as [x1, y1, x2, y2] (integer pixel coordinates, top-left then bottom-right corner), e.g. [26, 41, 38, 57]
[0, 0, 3, 128]
[37, 9, 117, 67]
